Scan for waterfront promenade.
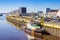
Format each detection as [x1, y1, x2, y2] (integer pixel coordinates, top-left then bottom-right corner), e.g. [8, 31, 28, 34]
[44, 22, 60, 29]
[6, 16, 60, 40]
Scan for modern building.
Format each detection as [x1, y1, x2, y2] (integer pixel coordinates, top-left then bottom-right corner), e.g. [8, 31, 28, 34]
[48, 9, 59, 17]
[56, 10, 60, 17]
[46, 8, 50, 14]
[19, 7, 27, 14]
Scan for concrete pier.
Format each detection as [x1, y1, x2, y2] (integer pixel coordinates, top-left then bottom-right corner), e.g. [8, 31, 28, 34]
[43, 22, 60, 37]
[6, 16, 60, 40]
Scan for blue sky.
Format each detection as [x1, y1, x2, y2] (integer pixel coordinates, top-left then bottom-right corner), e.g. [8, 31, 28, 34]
[0, 0, 60, 13]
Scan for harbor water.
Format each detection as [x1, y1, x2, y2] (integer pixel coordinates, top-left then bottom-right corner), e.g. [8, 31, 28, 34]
[1, 15, 60, 40]
[0, 15, 28, 40]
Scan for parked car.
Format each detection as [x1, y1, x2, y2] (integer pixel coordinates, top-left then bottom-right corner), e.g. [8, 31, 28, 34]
[44, 17, 52, 22]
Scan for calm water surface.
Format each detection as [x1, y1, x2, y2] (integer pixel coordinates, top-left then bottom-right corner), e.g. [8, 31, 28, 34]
[1, 15, 59, 40]
[0, 15, 28, 40]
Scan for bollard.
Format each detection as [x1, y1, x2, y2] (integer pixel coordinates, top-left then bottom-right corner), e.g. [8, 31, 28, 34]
[31, 29, 34, 37]
[52, 23, 54, 27]
[40, 16, 44, 26]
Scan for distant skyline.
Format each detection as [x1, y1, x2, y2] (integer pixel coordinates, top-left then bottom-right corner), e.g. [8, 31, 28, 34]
[0, 0, 60, 13]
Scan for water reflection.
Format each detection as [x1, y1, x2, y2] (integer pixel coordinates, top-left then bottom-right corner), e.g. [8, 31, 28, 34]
[0, 15, 28, 40]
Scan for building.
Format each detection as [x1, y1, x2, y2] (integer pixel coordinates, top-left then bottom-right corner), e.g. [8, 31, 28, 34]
[19, 7, 27, 14]
[19, 7, 27, 16]
[14, 10, 20, 16]
[48, 9, 59, 17]
[14, 10, 19, 14]
[11, 11, 15, 14]
[38, 11, 44, 16]
[56, 10, 60, 17]
[10, 11, 15, 16]
[46, 8, 50, 14]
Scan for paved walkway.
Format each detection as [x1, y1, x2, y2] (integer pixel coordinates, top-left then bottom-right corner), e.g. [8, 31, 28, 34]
[43, 22, 60, 29]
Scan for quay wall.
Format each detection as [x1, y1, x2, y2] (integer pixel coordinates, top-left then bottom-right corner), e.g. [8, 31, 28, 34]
[43, 23, 60, 38]
[6, 16, 60, 39]
[6, 16, 42, 38]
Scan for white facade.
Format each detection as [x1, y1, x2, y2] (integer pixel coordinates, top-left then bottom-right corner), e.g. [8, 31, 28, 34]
[48, 12, 57, 17]
[56, 10, 60, 17]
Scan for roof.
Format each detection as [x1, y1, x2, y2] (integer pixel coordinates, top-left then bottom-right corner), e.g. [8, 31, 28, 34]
[50, 10, 59, 12]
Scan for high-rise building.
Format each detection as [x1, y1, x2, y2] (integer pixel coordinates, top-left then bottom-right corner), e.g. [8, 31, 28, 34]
[19, 7, 27, 14]
[46, 8, 50, 14]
